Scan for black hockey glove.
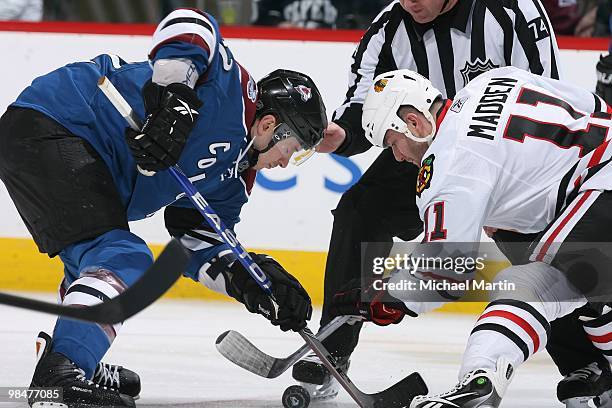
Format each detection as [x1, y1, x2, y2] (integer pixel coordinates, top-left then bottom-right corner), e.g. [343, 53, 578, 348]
[228, 253, 313, 332]
[331, 278, 417, 326]
[596, 53, 612, 106]
[125, 80, 202, 175]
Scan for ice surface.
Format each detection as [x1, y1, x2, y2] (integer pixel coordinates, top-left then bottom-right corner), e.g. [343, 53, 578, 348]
[0, 294, 562, 407]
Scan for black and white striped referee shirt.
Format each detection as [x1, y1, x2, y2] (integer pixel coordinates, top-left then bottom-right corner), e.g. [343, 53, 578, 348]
[334, 0, 562, 156]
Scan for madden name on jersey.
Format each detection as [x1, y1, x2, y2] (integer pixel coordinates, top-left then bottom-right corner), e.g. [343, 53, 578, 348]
[467, 77, 519, 141]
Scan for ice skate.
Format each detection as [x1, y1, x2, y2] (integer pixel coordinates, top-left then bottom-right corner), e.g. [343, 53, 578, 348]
[29, 331, 135, 408]
[410, 358, 514, 408]
[35, 332, 141, 400]
[92, 362, 141, 400]
[557, 363, 612, 408]
[292, 352, 350, 401]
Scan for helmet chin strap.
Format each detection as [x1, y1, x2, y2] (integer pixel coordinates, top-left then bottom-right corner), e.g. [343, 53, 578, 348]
[247, 135, 277, 167]
[248, 149, 261, 168]
[404, 129, 435, 145]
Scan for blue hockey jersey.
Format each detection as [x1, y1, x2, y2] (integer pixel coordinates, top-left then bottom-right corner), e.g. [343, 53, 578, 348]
[11, 9, 259, 279]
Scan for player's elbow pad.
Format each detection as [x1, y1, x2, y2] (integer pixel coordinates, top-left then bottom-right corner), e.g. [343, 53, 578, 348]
[152, 59, 199, 88]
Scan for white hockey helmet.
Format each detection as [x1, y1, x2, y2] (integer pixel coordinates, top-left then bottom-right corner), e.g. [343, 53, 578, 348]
[362, 69, 442, 148]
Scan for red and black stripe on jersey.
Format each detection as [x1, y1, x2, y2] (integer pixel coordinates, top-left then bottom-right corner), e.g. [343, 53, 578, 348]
[555, 137, 612, 217]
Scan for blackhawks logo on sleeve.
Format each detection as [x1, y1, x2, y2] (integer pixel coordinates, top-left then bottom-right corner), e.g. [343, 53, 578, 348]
[416, 154, 435, 197]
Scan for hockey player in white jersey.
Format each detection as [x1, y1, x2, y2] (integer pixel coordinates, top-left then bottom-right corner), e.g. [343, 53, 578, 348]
[330, 67, 612, 407]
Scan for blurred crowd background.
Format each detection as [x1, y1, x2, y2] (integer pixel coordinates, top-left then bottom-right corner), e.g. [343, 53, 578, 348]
[0, 0, 610, 37]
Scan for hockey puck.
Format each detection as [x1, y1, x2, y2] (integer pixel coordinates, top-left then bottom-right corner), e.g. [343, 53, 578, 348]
[282, 385, 310, 408]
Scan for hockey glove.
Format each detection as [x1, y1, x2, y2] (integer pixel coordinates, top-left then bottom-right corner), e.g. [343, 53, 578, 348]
[330, 278, 416, 326]
[228, 253, 313, 332]
[596, 53, 612, 106]
[125, 80, 202, 175]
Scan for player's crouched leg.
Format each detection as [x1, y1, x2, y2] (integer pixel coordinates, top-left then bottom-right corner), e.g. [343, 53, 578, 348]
[412, 263, 587, 408]
[30, 230, 151, 407]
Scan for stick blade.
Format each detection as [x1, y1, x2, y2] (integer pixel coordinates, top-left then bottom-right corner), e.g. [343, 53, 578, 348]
[215, 330, 276, 378]
[371, 372, 428, 408]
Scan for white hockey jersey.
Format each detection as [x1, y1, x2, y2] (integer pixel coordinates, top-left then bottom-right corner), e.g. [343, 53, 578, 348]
[418, 66, 612, 244]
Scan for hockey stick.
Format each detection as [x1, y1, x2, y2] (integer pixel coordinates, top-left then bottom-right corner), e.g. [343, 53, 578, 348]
[0, 239, 189, 324]
[215, 315, 360, 378]
[98, 76, 428, 407]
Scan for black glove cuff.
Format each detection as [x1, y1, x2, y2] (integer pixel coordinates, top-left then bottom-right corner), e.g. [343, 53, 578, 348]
[142, 80, 202, 114]
[142, 80, 165, 114]
[226, 258, 251, 301]
[165, 82, 203, 109]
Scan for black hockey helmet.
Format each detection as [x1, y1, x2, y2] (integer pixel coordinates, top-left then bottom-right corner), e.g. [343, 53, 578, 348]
[255, 69, 327, 165]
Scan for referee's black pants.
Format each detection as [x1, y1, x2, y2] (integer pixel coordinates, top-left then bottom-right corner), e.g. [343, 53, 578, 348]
[319, 149, 422, 357]
[319, 149, 607, 376]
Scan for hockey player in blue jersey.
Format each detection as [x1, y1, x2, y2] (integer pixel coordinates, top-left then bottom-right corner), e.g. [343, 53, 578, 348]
[0, 8, 327, 408]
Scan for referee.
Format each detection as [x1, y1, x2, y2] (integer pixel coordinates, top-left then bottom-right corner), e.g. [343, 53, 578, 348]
[293, 0, 612, 405]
